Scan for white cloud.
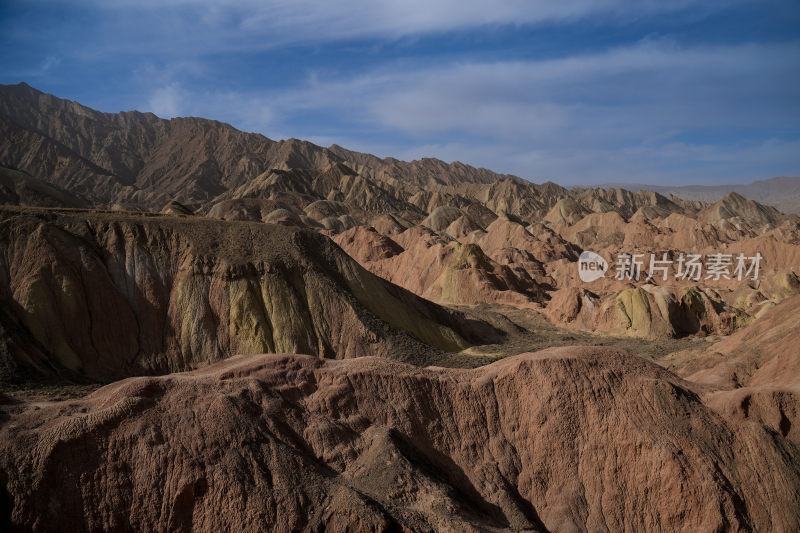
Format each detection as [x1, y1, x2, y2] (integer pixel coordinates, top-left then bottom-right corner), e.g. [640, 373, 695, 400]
[143, 81, 278, 133]
[383, 137, 800, 186]
[39, 56, 60, 72]
[240, 39, 797, 140]
[50, 0, 737, 55]
[361, 41, 799, 142]
[147, 83, 183, 118]
[134, 35, 799, 185]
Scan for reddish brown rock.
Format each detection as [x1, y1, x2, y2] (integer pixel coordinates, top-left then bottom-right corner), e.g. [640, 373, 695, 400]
[0, 207, 499, 382]
[334, 225, 546, 308]
[660, 295, 800, 455]
[2, 347, 799, 531]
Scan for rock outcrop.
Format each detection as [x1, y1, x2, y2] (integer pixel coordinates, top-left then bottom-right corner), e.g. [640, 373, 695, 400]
[2, 346, 799, 531]
[334, 225, 546, 308]
[666, 294, 800, 390]
[0, 207, 499, 383]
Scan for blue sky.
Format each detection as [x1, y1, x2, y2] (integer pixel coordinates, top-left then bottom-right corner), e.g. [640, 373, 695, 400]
[1, 0, 799, 186]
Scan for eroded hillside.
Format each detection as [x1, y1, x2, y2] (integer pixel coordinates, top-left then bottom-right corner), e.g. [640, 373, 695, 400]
[0, 207, 500, 383]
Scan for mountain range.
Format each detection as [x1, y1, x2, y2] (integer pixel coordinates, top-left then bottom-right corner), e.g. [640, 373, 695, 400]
[5, 81, 797, 217]
[2, 82, 800, 531]
[600, 177, 800, 215]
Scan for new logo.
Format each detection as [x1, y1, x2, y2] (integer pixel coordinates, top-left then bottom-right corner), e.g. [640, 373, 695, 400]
[578, 250, 608, 282]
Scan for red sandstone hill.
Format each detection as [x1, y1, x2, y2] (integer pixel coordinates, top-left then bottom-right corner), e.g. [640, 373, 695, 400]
[2, 83, 800, 532]
[3, 83, 800, 342]
[0, 83, 513, 211]
[2, 345, 799, 531]
[0, 206, 500, 384]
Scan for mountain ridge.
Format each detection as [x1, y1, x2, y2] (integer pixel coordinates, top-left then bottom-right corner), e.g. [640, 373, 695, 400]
[597, 176, 800, 214]
[0, 83, 516, 210]
[4, 82, 796, 217]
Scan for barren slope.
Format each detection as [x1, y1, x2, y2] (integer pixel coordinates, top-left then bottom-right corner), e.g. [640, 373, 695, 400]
[1, 347, 799, 531]
[0, 206, 499, 383]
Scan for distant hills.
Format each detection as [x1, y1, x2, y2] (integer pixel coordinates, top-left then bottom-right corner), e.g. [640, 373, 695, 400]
[1, 81, 797, 224]
[599, 177, 800, 215]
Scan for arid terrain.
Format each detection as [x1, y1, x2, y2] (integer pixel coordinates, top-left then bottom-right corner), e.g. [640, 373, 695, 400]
[1, 84, 800, 531]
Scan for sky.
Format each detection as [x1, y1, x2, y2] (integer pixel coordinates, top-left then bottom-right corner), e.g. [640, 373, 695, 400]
[1, 0, 799, 186]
